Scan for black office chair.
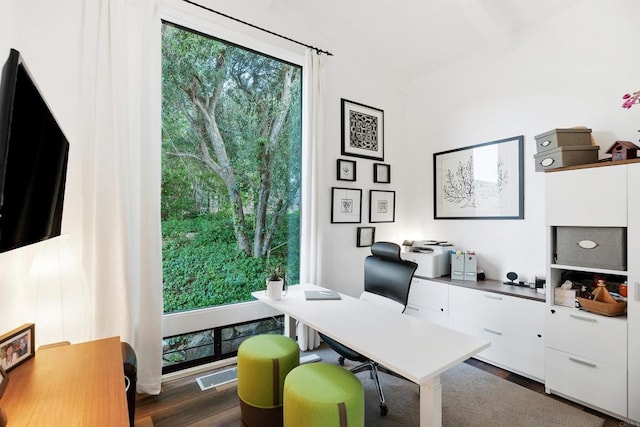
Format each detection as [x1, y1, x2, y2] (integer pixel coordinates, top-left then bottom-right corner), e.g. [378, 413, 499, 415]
[319, 241, 418, 416]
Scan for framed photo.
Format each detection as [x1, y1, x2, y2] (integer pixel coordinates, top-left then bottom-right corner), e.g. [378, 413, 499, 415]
[0, 366, 8, 398]
[0, 323, 35, 372]
[331, 187, 362, 224]
[356, 226, 376, 247]
[433, 135, 524, 219]
[341, 98, 384, 160]
[369, 190, 396, 223]
[336, 159, 356, 181]
[373, 163, 390, 183]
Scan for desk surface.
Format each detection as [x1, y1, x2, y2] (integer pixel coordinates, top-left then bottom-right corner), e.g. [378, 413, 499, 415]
[1, 336, 129, 426]
[253, 284, 490, 385]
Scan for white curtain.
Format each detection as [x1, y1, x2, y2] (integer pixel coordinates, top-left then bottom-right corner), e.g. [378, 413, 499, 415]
[298, 49, 325, 351]
[79, 0, 163, 394]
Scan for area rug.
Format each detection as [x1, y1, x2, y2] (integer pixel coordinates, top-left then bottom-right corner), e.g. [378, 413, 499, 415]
[312, 349, 604, 427]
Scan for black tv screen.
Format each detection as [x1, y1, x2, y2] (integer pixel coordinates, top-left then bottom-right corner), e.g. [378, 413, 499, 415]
[0, 48, 69, 253]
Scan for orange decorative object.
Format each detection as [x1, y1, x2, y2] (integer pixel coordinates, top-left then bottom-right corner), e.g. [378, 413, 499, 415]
[619, 283, 628, 297]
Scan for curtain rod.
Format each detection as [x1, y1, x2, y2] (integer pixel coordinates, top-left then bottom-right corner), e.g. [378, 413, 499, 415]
[182, 0, 333, 56]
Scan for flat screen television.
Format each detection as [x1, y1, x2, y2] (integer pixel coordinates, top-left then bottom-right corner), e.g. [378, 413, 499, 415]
[0, 48, 69, 253]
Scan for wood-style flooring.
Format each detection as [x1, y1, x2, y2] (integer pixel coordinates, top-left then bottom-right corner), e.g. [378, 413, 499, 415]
[134, 350, 626, 427]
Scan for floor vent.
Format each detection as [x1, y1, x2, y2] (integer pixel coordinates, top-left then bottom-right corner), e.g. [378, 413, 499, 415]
[196, 367, 237, 391]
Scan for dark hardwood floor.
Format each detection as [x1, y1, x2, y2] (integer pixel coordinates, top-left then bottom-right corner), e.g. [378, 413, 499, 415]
[135, 347, 627, 427]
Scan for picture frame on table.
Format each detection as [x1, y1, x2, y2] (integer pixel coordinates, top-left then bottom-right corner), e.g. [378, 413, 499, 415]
[369, 190, 396, 223]
[0, 323, 35, 372]
[336, 159, 357, 181]
[341, 98, 384, 160]
[331, 187, 362, 224]
[373, 163, 390, 183]
[356, 226, 376, 247]
[433, 135, 524, 219]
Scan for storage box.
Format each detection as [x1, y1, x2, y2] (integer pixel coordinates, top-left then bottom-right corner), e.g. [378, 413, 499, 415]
[463, 252, 477, 281]
[534, 128, 592, 153]
[533, 145, 599, 172]
[451, 252, 465, 280]
[554, 288, 577, 307]
[555, 226, 627, 271]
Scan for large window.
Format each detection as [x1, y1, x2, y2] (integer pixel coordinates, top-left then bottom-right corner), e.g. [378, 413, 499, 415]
[161, 22, 302, 371]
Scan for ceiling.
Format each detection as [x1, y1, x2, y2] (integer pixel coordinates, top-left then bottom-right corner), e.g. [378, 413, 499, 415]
[203, 0, 583, 80]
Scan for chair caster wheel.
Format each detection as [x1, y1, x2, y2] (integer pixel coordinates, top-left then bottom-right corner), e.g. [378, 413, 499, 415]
[338, 356, 345, 366]
[380, 404, 388, 416]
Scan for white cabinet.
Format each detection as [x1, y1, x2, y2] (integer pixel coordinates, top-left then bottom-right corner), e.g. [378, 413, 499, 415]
[545, 164, 630, 419]
[405, 277, 448, 327]
[449, 286, 545, 381]
[627, 163, 640, 423]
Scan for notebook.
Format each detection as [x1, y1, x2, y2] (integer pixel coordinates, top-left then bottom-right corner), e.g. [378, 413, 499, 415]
[304, 290, 341, 300]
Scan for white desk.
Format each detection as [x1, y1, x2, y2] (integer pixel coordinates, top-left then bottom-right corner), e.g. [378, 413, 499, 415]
[252, 284, 490, 427]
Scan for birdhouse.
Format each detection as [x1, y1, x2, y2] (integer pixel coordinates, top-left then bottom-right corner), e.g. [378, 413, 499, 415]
[606, 140, 639, 161]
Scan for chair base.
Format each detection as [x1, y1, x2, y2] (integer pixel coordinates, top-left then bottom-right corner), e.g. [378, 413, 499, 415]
[350, 361, 388, 416]
[239, 399, 282, 427]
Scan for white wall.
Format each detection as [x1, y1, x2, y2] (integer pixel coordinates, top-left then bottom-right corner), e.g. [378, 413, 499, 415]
[403, 0, 640, 283]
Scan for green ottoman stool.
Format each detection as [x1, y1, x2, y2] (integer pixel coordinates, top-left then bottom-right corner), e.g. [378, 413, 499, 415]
[237, 334, 300, 427]
[283, 362, 364, 427]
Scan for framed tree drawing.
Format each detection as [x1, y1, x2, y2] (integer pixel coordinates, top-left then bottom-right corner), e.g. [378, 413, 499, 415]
[369, 190, 395, 223]
[341, 98, 384, 160]
[336, 159, 356, 181]
[433, 135, 524, 219]
[331, 187, 362, 223]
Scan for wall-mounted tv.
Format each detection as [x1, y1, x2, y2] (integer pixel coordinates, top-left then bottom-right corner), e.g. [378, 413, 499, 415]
[0, 48, 69, 253]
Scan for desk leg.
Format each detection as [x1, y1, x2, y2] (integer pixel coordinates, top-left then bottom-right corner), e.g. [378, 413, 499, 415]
[419, 375, 442, 427]
[284, 314, 296, 340]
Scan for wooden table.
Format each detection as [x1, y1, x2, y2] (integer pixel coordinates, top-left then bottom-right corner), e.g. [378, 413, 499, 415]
[253, 284, 490, 427]
[1, 336, 129, 426]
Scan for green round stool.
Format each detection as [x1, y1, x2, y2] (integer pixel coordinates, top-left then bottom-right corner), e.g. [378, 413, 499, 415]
[237, 334, 300, 427]
[283, 362, 364, 427]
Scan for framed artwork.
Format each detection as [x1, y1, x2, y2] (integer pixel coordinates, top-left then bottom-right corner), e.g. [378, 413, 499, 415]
[0, 366, 8, 398]
[433, 135, 524, 219]
[336, 159, 356, 181]
[373, 163, 390, 183]
[369, 190, 396, 223]
[341, 98, 384, 160]
[0, 323, 35, 372]
[331, 187, 362, 223]
[357, 226, 376, 247]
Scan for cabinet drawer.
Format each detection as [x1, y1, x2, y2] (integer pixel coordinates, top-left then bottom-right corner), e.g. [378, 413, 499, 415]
[546, 348, 626, 417]
[546, 307, 627, 365]
[407, 278, 448, 313]
[404, 304, 448, 327]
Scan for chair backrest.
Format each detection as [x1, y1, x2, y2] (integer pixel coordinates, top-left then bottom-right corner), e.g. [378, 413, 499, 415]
[362, 241, 418, 309]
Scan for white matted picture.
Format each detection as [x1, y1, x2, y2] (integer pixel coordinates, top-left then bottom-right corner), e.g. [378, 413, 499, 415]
[373, 163, 390, 183]
[331, 187, 362, 223]
[341, 98, 384, 160]
[336, 159, 356, 181]
[356, 226, 376, 247]
[433, 135, 524, 219]
[369, 190, 395, 223]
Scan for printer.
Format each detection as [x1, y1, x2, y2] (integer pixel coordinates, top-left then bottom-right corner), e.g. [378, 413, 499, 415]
[400, 240, 454, 279]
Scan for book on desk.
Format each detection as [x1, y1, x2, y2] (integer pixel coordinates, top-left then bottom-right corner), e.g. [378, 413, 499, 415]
[304, 290, 341, 300]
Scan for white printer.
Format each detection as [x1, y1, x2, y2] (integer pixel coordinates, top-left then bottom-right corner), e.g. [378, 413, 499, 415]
[400, 240, 454, 279]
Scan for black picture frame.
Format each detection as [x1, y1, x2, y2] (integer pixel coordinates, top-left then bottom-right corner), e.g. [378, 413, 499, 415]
[369, 190, 396, 223]
[373, 163, 390, 183]
[0, 366, 8, 398]
[336, 159, 357, 181]
[341, 98, 384, 160]
[357, 226, 376, 247]
[331, 187, 362, 224]
[0, 323, 35, 372]
[433, 135, 524, 219]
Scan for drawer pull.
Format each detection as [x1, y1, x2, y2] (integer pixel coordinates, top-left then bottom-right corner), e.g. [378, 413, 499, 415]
[405, 306, 419, 312]
[540, 158, 554, 167]
[540, 140, 551, 147]
[483, 328, 502, 336]
[569, 314, 597, 323]
[569, 357, 597, 368]
[577, 239, 598, 249]
[484, 295, 502, 300]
